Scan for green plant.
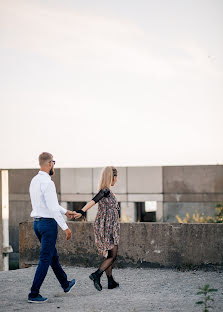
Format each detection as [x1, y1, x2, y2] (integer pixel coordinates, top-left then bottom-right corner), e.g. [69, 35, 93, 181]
[176, 202, 223, 223]
[214, 203, 223, 223]
[120, 212, 131, 223]
[195, 284, 218, 312]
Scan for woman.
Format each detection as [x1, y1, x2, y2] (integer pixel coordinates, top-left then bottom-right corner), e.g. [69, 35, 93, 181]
[74, 166, 120, 291]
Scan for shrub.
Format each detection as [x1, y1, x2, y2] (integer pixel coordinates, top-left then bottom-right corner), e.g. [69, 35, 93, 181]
[176, 203, 223, 224]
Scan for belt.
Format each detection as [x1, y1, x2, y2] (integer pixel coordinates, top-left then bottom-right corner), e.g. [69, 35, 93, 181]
[34, 217, 54, 221]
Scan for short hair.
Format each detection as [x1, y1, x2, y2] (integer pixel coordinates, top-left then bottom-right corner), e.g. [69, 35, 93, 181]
[38, 152, 53, 166]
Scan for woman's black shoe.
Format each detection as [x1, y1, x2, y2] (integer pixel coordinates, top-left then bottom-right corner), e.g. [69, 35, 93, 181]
[107, 275, 119, 289]
[89, 269, 103, 291]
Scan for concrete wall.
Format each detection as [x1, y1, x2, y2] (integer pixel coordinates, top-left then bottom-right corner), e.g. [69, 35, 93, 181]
[19, 221, 223, 268]
[163, 165, 223, 222]
[60, 168, 95, 220]
[0, 172, 3, 271]
[6, 165, 223, 269]
[60, 167, 129, 221]
[8, 169, 61, 268]
[163, 165, 223, 196]
[60, 166, 163, 222]
[127, 166, 163, 222]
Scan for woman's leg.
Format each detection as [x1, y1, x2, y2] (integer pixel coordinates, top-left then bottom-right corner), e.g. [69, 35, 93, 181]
[102, 247, 119, 289]
[105, 262, 112, 277]
[99, 245, 118, 272]
[104, 250, 113, 277]
[89, 246, 118, 291]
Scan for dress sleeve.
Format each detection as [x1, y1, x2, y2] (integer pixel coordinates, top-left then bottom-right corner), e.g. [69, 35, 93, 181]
[92, 188, 110, 203]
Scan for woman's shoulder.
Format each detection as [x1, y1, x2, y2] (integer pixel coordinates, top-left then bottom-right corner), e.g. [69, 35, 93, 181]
[92, 188, 110, 203]
[101, 187, 110, 197]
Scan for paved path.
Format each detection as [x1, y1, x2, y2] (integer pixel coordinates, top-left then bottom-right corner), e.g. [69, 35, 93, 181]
[0, 266, 223, 312]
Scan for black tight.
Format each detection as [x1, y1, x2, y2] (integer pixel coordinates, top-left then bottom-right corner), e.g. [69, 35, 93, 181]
[99, 245, 118, 277]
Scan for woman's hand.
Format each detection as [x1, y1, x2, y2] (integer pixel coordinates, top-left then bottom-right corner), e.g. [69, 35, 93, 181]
[74, 212, 82, 219]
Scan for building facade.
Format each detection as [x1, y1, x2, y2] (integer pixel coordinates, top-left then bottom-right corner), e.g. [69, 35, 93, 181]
[0, 165, 223, 270]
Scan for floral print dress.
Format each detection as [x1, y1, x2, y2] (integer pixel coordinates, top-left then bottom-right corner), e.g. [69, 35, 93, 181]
[93, 188, 120, 258]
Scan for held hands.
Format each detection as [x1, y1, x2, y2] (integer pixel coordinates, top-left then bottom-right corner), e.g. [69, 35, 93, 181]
[63, 210, 83, 240]
[73, 212, 82, 219]
[65, 210, 76, 219]
[65, 210, 82, 219]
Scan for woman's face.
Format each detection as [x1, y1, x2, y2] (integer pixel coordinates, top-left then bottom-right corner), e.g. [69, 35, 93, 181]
[111, 175, 118, 186]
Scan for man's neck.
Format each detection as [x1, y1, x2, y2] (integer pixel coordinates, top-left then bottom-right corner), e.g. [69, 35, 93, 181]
[40, 168, 49, 175]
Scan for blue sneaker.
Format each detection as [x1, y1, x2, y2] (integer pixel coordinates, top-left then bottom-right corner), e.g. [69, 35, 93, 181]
[64, 279, 76, 293]
[28, 294, 48, 303]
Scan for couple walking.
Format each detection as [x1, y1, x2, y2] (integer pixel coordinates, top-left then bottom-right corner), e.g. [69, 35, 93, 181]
[28, 152, 120, 303]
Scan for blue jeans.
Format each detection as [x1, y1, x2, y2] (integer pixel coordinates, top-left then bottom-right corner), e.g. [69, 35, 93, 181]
[29, 218, 69, 297]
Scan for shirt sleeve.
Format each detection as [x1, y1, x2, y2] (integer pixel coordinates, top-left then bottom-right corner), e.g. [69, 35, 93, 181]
[59, 205, 67, 215]
[43, 181, 68, 231]
[92, 188, 110, 203]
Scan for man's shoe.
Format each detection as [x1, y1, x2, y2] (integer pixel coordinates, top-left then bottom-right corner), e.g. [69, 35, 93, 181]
[28, 294, 48, 303]
[64, 279, 76, 293]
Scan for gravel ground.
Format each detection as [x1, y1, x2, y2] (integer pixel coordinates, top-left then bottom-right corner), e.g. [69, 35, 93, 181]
[0, 266, 223, 312]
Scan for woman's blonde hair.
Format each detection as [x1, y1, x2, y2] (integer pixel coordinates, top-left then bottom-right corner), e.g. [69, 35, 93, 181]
[98, 166, 118, 191]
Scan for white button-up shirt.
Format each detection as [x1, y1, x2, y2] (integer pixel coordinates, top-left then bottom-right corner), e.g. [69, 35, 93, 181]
[29, 171, 68, 231]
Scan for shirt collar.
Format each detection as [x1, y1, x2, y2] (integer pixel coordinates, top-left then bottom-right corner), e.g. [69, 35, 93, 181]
[38, 171, 51, 179]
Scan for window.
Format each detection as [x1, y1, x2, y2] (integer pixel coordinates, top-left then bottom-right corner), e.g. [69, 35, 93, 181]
[136, 201, 157, 222]
[67, 202, 87, 221]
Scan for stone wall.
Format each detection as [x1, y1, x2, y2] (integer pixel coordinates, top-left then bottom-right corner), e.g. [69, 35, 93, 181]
[19, 221, 223, 269]
[163, 165, 223, 222]
[6, 165, 223, 269]
[0, 172, 3, 271]
[8, 169, 61, 268]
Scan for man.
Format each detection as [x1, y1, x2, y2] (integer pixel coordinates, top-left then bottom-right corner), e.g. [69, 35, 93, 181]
[28, 152, 76, 303]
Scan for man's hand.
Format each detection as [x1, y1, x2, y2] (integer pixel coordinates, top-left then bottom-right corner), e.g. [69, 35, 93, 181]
[64, 228, 72, 240]
[65, 210, 76, 219]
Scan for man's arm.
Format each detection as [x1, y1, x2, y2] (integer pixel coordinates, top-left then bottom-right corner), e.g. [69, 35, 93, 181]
[43, 181, 69, 231]
[58, 205, 75, 219]
[59, 205, 67, 215]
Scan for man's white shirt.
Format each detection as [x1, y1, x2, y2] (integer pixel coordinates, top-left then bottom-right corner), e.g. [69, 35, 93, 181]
[29, 171, 68, 231]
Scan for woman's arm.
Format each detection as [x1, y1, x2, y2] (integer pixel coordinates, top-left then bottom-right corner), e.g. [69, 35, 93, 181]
[74, 189, 109, 219]
[82, 200, 95, 213]
[74, 200, 95, 219]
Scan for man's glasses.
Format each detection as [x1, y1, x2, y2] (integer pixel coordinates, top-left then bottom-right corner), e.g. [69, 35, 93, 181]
[49, 160, 56, 165]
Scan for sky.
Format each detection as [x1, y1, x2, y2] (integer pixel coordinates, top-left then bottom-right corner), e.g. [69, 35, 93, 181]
[0, 0, 222, 168]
